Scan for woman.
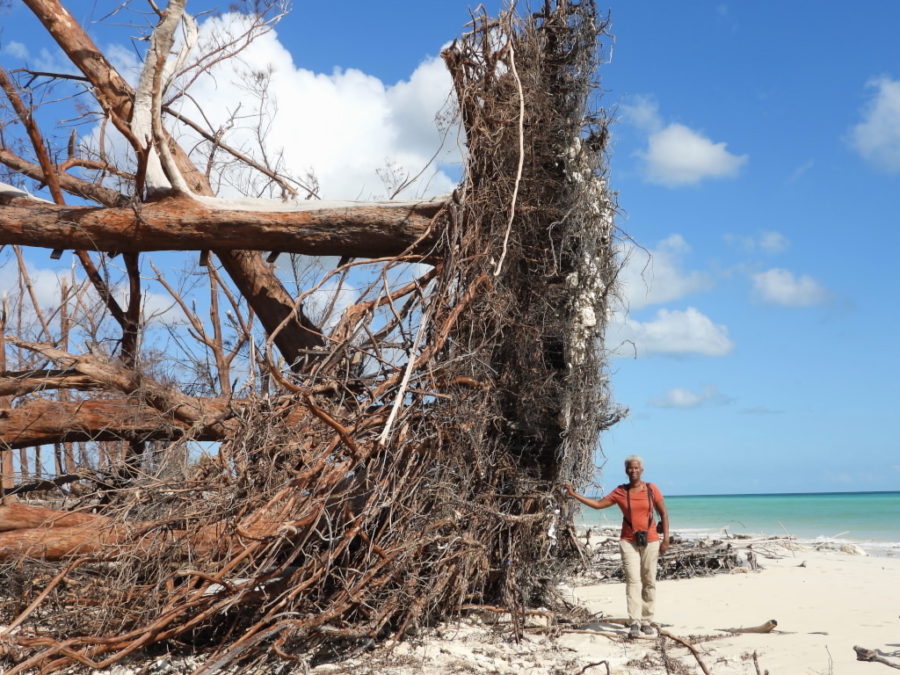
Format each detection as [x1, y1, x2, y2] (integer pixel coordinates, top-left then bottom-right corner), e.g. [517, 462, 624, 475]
[564, 455, 670, 638]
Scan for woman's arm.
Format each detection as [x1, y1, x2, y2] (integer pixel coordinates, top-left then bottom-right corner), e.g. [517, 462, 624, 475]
[563, 484, 616, 510]
[654, 492, 670, 554]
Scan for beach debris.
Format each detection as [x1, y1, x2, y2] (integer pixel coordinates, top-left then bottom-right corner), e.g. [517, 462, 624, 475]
[841, 544, 868, 556]
[812, 541, 869, 556]
[750, 650, 768, 675]
[572, 533, 747, 582]
[718, 619, 778, 634]
[658, 628, 712, 675]
[853, 645, 900, 670]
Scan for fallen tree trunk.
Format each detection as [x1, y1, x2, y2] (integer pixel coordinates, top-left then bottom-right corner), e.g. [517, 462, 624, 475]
[0, 194, 441, 257]
[0, 503, 101, 531]
[0, 515, 211, 561]
[0, 486, 324, 561]
[0, 396, 323, 449]
[0, 398, 218, 448]
[0, 369, 98, 397]
[0, 2, 617, 672]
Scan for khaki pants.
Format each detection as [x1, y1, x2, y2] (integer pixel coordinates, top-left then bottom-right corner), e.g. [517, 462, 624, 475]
[619, 539, 660, 625]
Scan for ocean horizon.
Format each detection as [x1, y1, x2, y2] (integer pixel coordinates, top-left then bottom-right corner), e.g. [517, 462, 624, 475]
[577, 489, 900, 555]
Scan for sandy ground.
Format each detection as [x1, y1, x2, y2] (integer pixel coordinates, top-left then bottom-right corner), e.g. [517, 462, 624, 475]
[29, 539, 900, 674]
[569, 543, 900, 674]
[313, 540, 900, 675]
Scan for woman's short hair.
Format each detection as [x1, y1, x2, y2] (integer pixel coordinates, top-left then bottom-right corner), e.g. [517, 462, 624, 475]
[624, 455, 644, 468]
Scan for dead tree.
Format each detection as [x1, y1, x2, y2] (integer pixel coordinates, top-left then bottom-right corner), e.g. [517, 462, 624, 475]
[0, 1, 620, 671]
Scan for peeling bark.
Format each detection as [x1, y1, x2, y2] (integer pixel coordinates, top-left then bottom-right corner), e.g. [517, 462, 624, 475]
[0, 195, 441, 257]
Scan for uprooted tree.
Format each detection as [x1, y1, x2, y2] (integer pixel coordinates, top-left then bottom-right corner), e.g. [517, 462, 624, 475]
[0, 0, 622, 671]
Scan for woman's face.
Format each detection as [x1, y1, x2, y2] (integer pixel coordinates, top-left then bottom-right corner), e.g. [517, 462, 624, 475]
[625, 460, 643, 483]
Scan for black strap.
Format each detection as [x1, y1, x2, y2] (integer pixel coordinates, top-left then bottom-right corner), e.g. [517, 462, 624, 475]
[624, 483, 654, 530]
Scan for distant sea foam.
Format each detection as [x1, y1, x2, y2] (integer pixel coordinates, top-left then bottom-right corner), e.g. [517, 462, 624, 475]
[577, 491, 900, 556]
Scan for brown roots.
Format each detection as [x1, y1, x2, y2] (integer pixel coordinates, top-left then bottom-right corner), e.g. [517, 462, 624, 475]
[0, 2, 620, 671]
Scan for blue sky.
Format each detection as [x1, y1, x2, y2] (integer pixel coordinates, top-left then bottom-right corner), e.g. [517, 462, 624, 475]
[2, 2, 898, 495]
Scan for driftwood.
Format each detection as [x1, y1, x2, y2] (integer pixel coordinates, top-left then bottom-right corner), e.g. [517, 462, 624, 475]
[718, 619, 778, 634]
[575, 534, 745, 582]
[659, 629, 712, 675]
[855, 646, 900, 670]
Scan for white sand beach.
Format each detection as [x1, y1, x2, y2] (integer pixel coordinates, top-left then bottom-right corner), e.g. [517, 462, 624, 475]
[571, 543, 900, 674]
[314, 539, 900, 674]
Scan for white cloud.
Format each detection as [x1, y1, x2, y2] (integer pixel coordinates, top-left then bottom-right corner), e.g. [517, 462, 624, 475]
[619, 95, 663, 134]
[650, 385, 730, 409]
[621, 96, 747, 187]
[0, 257, 186, 330]
[788, 160, 814, 182]
[0, 260, 72, 311]
[2, 42, 29, 59]
[148, 13, 461, 201]
[617, 234, 711, 310]
[607, 306, 733, 357]
[1, 39, 78, 77]
[849, 76, 900, 172]
[643, 123, 747, 187]
[725, 230, 789, 255]
[758, 231, 789, 254]
[751, 268, 829, 306]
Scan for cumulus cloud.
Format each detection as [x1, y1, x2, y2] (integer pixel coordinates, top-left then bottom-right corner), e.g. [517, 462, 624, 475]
[2, 42, 29, 59]
[620, 96, 747, 187]
[619, 95, 664, 134]
[0, 258, 184, 329]
[0, 260, 71, 311]
[725, 230, 789, 255]
[751, 268, 829, 306]
[650, 385, 731, 409]
[617, 234, 711, 310]
[849, 76, 900, 172]
[144, 13, 462, 201]
[0, 38, 78, 76]
[607, 307, 733, 357]
[643, 124, 747, 187]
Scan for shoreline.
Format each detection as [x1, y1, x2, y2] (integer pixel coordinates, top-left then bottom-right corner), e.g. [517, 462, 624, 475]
[578, 522, 900, 558]
[577, 490, 900, 551]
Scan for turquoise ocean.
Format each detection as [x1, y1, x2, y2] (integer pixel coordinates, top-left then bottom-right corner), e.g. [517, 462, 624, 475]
[577, 491, 900, 556]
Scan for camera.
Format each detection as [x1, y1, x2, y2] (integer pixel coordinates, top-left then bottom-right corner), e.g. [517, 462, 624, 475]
[634, 530, 648, 547]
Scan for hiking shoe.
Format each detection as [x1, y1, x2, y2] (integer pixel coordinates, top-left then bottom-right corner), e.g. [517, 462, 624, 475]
[640, 624, 658, 637]
[628, 624, 641, 638]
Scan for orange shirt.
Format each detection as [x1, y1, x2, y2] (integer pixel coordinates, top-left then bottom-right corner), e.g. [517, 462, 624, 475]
[608, 483, 662, 543]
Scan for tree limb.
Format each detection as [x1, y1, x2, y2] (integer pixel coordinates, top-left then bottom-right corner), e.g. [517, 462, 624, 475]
[0, 368, 98, 396]
[0, 193, 442, 257]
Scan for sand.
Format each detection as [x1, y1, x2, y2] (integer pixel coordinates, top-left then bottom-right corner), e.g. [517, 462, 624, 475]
[314, 538, 900, 674]
[15, 538, 896, 673]
[571, 542, 900, 674]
